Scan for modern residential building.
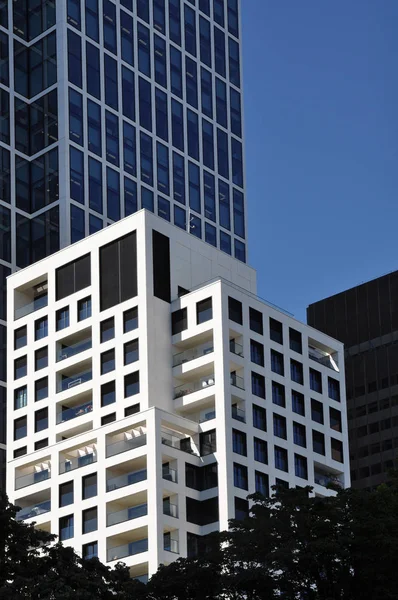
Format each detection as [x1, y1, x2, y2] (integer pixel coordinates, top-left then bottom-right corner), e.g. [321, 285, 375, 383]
[7, 210, 350, 578]
[307, 271, 398, 489]
[0, 0, 246, 487]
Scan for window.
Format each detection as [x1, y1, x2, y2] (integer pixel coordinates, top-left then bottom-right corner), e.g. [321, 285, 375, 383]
[59, 481, 73, 507]
[311, 399, 324, 424]
[124, 339, 139, 365]
[228, 297, 242, 325]
[292, 390, 305, 416]
[249, 308, 263, 334]
[35, 377, 48, 402]
[100, 232, 137, 311]
[272, 382, 285, 407]
[250, 340, 264, 367]
[101, 412, 116, 425]
[330, 407, 342, 432]
[290, 359, 303, 385]
[59, 515, 74, 541]
[274, 446, 288, 472]
[252, 372, 265, 399]
[14, 356, 27, 379]
[56, 307, 69, 331]
[254, 437, 268, 464]
[273, 414, 287, 439]
[101, 381, 115, 407]
[253, 405, 266, 431]
[328, 377, 340, 402]
[235, 497, 248, 521]
[124, 307, 138, 333]
[100, 318, 114, 343]
[125, 404, 140, 417]
[255, 471, 269, 497]
[171, 308, 187, 335]
[83, 541, 98, 560]
[56, 255, 91, 301]
[101, 349, 115, 374]
[232, 429, 246, 456]
[331, 438, 344, 463]
[200, 430, 217, 456]
[312, 430, 325, 455]
[35, 347, 48, 371]
[289, 328, 302, 354]
[310, 368, 322, 393]
[233, 462, 248, 490]
[125, 371, 139, 397]
[35, 317, 48, 341]
[78, 297, 92, 321]
[269, 318, 283, 344]
[196, 297, 212, 324]
[294, 454, 308, 480]
[35, 438, 48, 450]
[14, 386, 27, 410]
[82, 507, 97, 534]
[14, 447, 27, 458]
[35, 407, 48, 432]
[293, 422, 306, 447]
[14, 326, 27, 349]
[270, 350, 284, 376]
[82, 473, 97, 499]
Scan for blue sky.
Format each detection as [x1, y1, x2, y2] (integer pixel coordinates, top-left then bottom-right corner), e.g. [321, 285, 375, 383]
[242, 1, 398, 321]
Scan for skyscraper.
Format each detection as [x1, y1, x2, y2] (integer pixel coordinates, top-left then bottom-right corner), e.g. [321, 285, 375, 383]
[0, 0, 246, 487]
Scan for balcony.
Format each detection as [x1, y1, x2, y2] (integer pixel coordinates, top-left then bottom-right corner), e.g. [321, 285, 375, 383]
[308, 344, 339, 372]
[230, 373, 245, 390]
[161, 431, 198, 455]
[173, 342, 214, 367]
[162, 465, 178, 483]
[163, 501, 178, 518]
[107, 503, 148, 527]
[57, 368, 92, 393]
[16, 500, 51, 521]
[14, 281, 48, 320]
[174, 374, 215, 399]
[164, 538, 179, 554]
[230, 339, 244, 358]
[15, 468, 50, 490]
[106, 429, 147, 459]
[59, 445, 96, 474]
[232, 405, 246, 423]
[57, 337, 92, 362]
[107, 468, 147, 492]
[199, 409, 216, 423]
[314, 470, 343, 489]
[57, 400, 93, 424]
[107, 538, 148, 562]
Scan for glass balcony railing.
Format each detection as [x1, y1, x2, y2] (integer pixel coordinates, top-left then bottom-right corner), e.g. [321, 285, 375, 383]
[173, 343, 214, 367]
[308, 347, 338, 371]
[57, 339, 92, 362]
[314, 471, 343, 488]
[107, 538, 148, 562]
[59, 453, 96, 474]
[57, 369, 92, 392]
[164, 539, 179, 554]
[199, 410, 216, 423]
[107, 468, 147, 492]
[174, 375, 215, 399]
[162, 466, 178, 483]
[57, 400, 93, 424]
[161, 431, 197, 455]
[232, 406, 246, 423]
[230, 373, 245, 390]
[106, 434, 147, 458]
[107, 503, 148, 527]
[15, 294, 48, 320]
[230, 339, 244, 357]
[16, 499, 51, 521]
[163, 503, 178, 518]
[15, 469, 50, 490]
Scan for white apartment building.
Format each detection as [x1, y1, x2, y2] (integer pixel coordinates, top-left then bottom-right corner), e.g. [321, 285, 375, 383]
[6, 210, 350, 581]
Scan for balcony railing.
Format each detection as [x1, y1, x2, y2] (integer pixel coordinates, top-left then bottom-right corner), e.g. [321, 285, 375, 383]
[161, 432, 197, 455]
[15, 294, 48, 320]
[230, 339, 244, 357]
[16, 500, 51, 521]
[106, 434, 147, 458]
[173, 343, 214, 367]
[57, 400, 93, 424]
[107, 503, 148, 527]
[232, 406, 246, 423]
[162, 466, 178, 483]
[15, 469, 50, 490]
[314, 471, 343, 489]
[164, 539, 179, 553]
[57, 369, 92, 392]
[174, 375, 215, 399]
[107, 468, 147, 492]
[163, 503, 178, 518]
[57, 339, 92, 362]
[230, 373, 245, 390]
[308, 346, 338, 371]
[107, 538, 148, 562]
[59, 453, 96, 474]
[199, 410, 216, 423]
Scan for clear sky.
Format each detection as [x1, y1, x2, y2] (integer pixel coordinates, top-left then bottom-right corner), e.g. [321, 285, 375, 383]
[242, 1, 398, 322]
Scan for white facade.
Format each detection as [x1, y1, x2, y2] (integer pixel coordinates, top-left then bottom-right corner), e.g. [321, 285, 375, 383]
[6, 210, 350, 580]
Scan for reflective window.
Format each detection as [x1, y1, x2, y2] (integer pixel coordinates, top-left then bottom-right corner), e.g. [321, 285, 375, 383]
[205, 222, 216, 246]
[215, 78, 227, 127]
[214, 27, 226, 77]
[155, 89, 168, 141]
[67, 0, 81, 29]
[230, 88, 242, 137]
[106, 167, 120, 221]
[232, 138, 243, 187]
[217, 129, 229, 179]
[202, 121, 214, 170]
[85, 0, 99, 41]
[104, 55, 118, 110]
[186, 57, 198, 108]
[69, 89, 83, 146]
[169, 0, 181, 45]
[121, 10, 134, 65]
[170, 46, 182, 97]
[67, 30, 82, 87]
[88, 157, 103, 214]
[184, 5, 196, 56]
[173, 152, 185, 204]
[153, 0, 166, 33]
[187, 109, 199, 160]
[86, 42, 100, 99]
[190, 214, 201, 239]
[70, 147, 84, 204]
[171, 100, 184, 151]
[188, 162, 200, 213]
[154, 34, 167, 87]
[122, 66, 135, 121]
[103, 0, 117, 54]
[70, 204, 85, 243]
[229, 38, 240, 87]
[123, 121, 136, 176]
[105, 111, 119, 166]
[87, 99, 101, 156]
[124, 177, 138, 216]
[204, 171, 215, 221]
[199, 17, 211, 67]
[233, 189, 245, 237]
[140, 132, 153, 186]
[174, 205, 186, 230]
[220, 230, 231, 254]
[139, 77, 152, 131]
[138, 24, 151, 76]
[158, 196, 170, 221]
[157, 143, 169, 195]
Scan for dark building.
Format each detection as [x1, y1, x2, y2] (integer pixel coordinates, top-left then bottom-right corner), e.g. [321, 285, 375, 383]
[307, 271, 398, 489]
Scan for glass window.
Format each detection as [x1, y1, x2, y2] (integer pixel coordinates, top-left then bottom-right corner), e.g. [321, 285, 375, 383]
[155, 89, 168, 142]
[273, 413, 287, 439]
[122, 66, 135, 121]
[104, 54, 118, 109]
[205, 222, 216, 247]
[214, 0, 224, 26]
[121, 10, 134, 64]
[310, 368, 322, 393]
[82, 473, 97, 499]
[172, 153, 185, 204]
[249, 308, 263, 335]
[70, 147, 84, 205]
[174, 205, 186, 230]
[154, 34, 167, 87]
[89, 214, 102, 233]
[270, 350, 284, 376]
[60, 481, 73, 507]
[14, 386, 27, 410]
[35, 317, 48, 341]
[199, 16, 211, 67]
[201, 68, 213, 118]
[138, 23, 151, 76]
[253, 405, 266, 431]
[59, 515, 74, 541]
[82, 507, 97, 533]
[14, 416, 27, 440]
[190, 214, 201, 239]
[330, 407, 342, 432]
[139, 77, 152, 131]
[124, 307, 138, 332]
[67, 0, 81, 28]
[124, 339, 139, 365]
[103, 0, 116, 53]
[255, 470, 269, 498]
[292, 390, 305, 416]
[100, 317, 114, 343]
[289, 328, 302, 354]
[35, 377, 48, 402]
[105, 111, 119, 166]
[291, 359, 304, 385]
[88, 157, 103, 214]
[234, 239, 246, 263]
[101, 380, 115, 407]
[124, 177, 138, 216]
[86, 0, 99, 41]
[295, 454, 308, 480]
[157, 143, 170, 195]
[68, 30, 82, 87]
[311, 399, 324, 424]
[14, 326, 27, 350]
[56, 307, 69, 331]
[101, 349, 115, 374]
[214, 27, 226, 76]
[233, 462, 248, 490]
[158, 196, 170, 221]
[331, 438, 344, 463]
[186, 56, 198, 108]
[250, 340, 264, 367]
[70, 205, 85, 244]
[197, 297, 212, 324]
[106, 167, 120, 221]
[328, 377, 340, 401]
[169, 0, 181, 45]
[232, 429, 246, 456]
[86, 42, 100, 99]
[83, 541, 98, 560]
[228, 296, 242, 324]
[272, 381, 285, 407]
[78, 297, 92, 321]
[184, 5, 196, 56]
[171, 100, 184, 151]
[122, 122, 136, 177]
[188, 162, 200, 213]
[87, 99, 102, 155]
[14, 356, 27, 379]
[274, 446, 288, 472]
[35, 407, 48, 432]
[270, 318, 283, 344]
[125, 371, 139, 397]
[137, 0, 149, 22]
[187, 110, 199, 160]
[153, 0, 166, 33]
[35, 438, 48, 450]
[35, 347, 48, 371]
[170, 46, 182, 97]
[293, 422, 306, 448]
[230, 88, 242, 137]
[219, 180, 230, 229]
[203, 171, 215, 221]
[313, 430, 325, 455]
[254, 437, 267, 464]
[102, 412, 116, 425]
[140, 132, 153, 186]
[202, 121, 214, 171]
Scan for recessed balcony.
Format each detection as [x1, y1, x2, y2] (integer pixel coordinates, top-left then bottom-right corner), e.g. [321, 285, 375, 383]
[163, 495, 178, 518]
[16, 499, 51, 521]
[232, 397, 246, 423]
[57, 329, 92, 362]
[14, 279, 48, 320]
[106, 427, 147, 459]
[107, 458, 147, 492]
[230, 339, 244, 358]
[173, 341, 214, 367]
[107, 527, 148, 563]
[162, 463, 178, 484]
[161, 430, 198, 456]
[308, 338, 339, 372]
[174, 374, 215, 399]
[314, 467, 344, 489]
[230, 372, 245, 390]
[15, 461, 51, 490]
[56, 360, 92, 393]
[56, 391, 93, 424]
[59, 443, 96, 474]
[107, 492, 148, 527]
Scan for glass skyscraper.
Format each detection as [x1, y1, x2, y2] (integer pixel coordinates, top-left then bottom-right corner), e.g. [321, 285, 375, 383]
[0, 0, 246, 487]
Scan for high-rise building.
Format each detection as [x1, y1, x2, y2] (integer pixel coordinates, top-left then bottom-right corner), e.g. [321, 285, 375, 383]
[307, 271, 398, 489]
[0, 0, 246, 487]
[6, 210, 350, 579]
